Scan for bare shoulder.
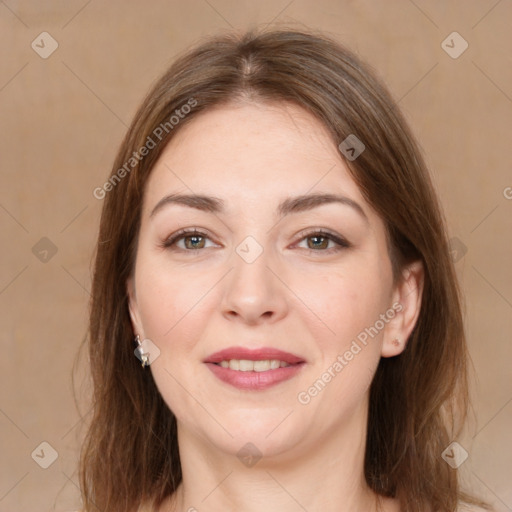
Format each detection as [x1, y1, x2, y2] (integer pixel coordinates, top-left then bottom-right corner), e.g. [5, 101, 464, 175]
[379, 496, 401, 512]
[456, 504, 491, 512]
[67, 506, 154, 512]
[379, 499, 491, 512]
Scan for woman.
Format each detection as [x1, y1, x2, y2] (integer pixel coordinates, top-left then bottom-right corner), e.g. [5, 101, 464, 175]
[78, 28, 491, 511]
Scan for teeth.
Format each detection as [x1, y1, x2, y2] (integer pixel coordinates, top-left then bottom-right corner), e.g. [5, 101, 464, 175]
[218, 359, 291, 371]
[253, 360, 269, 372]
[239, 359, 254, 371]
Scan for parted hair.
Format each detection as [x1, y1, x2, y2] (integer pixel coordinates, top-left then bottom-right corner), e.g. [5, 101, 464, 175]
[77, 27, 490, 512]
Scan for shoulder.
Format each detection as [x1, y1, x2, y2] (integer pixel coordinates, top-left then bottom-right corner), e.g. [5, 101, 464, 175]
[456, 504, 490, 512]
[67, 503, 157, 512]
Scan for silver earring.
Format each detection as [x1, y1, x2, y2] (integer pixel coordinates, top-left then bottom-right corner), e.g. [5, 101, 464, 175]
[134, 334, 150, 368]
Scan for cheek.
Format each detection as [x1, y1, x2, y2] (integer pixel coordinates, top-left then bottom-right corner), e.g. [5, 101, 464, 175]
[291, 264, 390, 353]
[294, 272, 386, 420]
[134, 254, 216, 342]
[134, 259, 215, 420]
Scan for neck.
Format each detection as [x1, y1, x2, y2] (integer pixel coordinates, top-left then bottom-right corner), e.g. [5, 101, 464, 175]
[164, 400, 385, 512]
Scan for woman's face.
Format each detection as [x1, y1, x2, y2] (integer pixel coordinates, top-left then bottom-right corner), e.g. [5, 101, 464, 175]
[127, 101, 421, 460]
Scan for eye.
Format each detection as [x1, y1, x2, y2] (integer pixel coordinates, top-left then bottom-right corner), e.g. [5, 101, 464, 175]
[160, 228, 350, 254]
[295, 230, 351, 253]
[161, 229, 217, 251]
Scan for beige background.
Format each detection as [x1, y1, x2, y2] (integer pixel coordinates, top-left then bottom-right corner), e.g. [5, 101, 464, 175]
[0, 1, 511, 511]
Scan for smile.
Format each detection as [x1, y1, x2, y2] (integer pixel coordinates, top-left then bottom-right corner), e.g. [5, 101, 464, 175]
[204, 347, 305, 390]
[216, 359, 291, 371]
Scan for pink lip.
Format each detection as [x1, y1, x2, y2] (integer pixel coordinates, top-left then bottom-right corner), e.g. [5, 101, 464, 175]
[203, 347, 306, 391]
[204, 347, 304, 364]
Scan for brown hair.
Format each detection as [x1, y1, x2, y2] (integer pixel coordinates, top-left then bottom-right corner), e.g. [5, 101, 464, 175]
[77, 27, 490, 511]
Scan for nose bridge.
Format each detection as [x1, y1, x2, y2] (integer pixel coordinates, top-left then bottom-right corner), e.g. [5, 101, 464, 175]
[221, 235, 287, 323]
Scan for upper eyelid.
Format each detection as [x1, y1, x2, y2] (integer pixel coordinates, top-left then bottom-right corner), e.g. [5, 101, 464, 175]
[166, 228, 342, 240]
[164, 228, 217, 246]
[295, 227, 343, 239]
[164, 228, 349, 249]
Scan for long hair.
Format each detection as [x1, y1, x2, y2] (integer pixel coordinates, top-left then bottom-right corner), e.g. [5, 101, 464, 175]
[77, 27, 490, 511]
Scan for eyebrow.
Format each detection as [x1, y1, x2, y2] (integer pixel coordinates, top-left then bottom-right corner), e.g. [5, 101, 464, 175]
[149, 192, 369, 223]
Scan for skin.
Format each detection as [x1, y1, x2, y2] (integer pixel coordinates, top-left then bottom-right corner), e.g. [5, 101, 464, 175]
[127, 101, 424, 512]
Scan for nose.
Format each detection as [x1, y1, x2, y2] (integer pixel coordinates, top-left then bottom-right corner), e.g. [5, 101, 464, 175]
[220, 243, 289, 326]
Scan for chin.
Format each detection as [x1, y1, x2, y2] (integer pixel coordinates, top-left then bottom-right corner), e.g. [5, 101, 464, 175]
[182, 407, 307, 459]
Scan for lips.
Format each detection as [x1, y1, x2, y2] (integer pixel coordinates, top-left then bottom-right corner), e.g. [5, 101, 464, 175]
[203, 347, 305, 391]
[204, 347, 304, 365]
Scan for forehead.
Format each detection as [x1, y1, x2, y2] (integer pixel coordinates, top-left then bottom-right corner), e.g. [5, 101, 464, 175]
[142, 101, 367, 215]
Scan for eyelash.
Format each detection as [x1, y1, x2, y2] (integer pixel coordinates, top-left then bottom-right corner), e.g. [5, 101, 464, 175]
[160, 228, 351, 254]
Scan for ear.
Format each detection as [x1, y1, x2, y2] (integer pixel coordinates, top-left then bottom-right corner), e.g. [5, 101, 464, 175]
[126, 276, 144, 337]
[381, 260, 424, 357]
